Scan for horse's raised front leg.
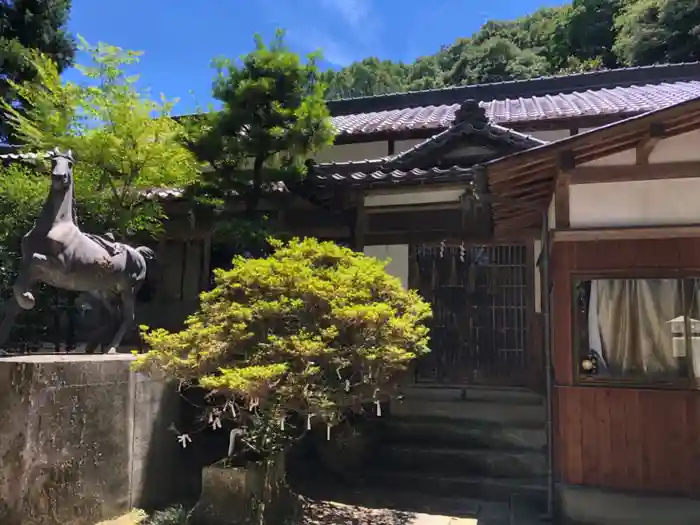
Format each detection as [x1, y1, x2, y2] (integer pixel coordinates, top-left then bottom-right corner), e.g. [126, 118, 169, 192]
[107, 288, 135, 354]
[12, 253, 47, 310]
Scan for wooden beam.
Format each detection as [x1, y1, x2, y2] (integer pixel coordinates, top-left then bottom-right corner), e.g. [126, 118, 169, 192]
[354, 195, 366, 251]
[570, 162, 700, 185]
[552, 225, 700, 243]
[365, 182, 469, 197]
[635, 122, 665, 165]
[635, 137, 660, 165]
[554, 171, 571, 229]
[365, 202, 460, 214]
[489, 100, 700, 178]
[558, 151, 576, 171]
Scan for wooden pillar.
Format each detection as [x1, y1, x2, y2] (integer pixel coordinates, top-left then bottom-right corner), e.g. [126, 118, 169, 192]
[353, 192, 366, 251]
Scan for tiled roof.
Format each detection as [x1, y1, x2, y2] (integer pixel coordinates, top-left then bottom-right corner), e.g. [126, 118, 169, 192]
[311, 162, 476, 185]
[0, 149, 54, 161]
[331, 80, 700, 135]
[313, 102, 547, 185]
[329, 62, 700, 112]
[386, 104, 546, 169]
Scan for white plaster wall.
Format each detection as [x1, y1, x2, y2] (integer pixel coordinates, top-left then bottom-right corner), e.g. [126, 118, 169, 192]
[529, 129, 570, 142]
[580, 148, 636, 167]
[363, 245, 409, 290]
[314, 139, 426, 163]
[396, 139, 427, 154]
[649, 129, 700, 163]
[314, 142, 388, 163]
[569, 177, 700, 228]
[364, 188, 464, 208]
[548, 194, 555, 229]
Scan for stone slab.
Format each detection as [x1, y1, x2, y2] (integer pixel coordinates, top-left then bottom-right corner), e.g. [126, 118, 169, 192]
[560, 484, 700, 525]
[0, 354, 181, 525]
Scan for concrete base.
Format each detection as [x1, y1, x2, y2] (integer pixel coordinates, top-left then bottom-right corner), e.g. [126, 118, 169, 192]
[560, 484, 700, 525]
[0, 354, 182, 525]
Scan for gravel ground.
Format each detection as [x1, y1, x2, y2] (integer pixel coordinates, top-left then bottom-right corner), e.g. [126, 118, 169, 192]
[300, 498, 481, 525]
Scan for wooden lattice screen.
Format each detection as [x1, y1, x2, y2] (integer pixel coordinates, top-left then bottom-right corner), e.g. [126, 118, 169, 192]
[410, 243, 529, 385]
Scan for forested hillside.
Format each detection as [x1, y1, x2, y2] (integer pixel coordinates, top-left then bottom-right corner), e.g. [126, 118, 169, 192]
[322, 0, 700, 99]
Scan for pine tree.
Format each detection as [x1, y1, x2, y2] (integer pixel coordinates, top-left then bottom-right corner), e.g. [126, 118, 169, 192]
[0, 0, 76, 141]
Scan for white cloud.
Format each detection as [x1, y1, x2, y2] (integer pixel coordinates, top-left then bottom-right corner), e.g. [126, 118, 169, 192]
[286, 27, 356, 67]
[256, 0, 380, 68]
[317, 0, 371, 30]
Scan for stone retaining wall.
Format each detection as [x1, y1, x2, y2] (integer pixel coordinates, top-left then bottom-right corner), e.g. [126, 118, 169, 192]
[0, 354, 182, 525]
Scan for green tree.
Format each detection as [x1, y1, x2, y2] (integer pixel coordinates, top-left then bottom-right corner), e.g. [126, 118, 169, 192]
[560, 0, 623, 68]
[185, 30, 335, 248]
[614, 0, 700, 65]
[405, 56, 445, 91]
[323, 57, 410, 99]
[1, 38, 199, 237]
[445, 37, 550, 86]
[0, 0, 76, 140]
[135, 237, 431, 459]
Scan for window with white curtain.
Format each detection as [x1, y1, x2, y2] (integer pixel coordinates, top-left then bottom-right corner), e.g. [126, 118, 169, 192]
[574, 278, 700, 383]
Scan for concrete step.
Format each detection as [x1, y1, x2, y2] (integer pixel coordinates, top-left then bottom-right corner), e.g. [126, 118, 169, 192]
[378, 445, 547, 479]
[399, 385, 544, 405]
[363, 470, 547, 506]
[391, 397, 546, 426]
[381, 417, 546, 450]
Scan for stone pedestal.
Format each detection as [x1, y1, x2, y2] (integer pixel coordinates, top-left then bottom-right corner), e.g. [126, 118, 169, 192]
[189, 455, 301, 525]
[0, 354, 181, 525]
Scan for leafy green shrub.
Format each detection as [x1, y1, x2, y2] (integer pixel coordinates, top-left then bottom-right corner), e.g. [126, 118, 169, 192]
[143, 506, 188, 525]
[134, 238, 431, 460]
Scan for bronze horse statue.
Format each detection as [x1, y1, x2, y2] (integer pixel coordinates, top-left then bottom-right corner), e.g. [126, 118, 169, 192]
[0, 149, 155, 353]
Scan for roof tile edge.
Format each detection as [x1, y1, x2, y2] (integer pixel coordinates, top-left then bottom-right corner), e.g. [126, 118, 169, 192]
[326, 62, 700, 115]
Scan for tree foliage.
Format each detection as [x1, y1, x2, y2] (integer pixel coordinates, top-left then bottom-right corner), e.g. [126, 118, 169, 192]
[322, 0, 699, 98]
[185, 30, 334, 249]
[0, 38, 200, 346]
[135, 238, 431, 458]
[1, 38, 199, 237]
[0, 0, 76, 140]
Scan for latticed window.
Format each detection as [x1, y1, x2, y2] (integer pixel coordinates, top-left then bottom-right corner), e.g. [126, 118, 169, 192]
[410, 243, 529, 385]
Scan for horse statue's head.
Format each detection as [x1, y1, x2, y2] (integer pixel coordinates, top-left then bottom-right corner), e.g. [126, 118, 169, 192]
[50, 148, 74, 191]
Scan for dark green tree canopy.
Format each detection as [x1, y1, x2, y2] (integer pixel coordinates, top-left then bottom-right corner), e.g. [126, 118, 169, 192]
[0, 0, 75, 140]
[323, 0, 700, 98]
[184, 30, 334, 247]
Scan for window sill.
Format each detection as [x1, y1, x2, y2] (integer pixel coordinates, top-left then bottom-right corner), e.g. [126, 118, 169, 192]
[574, 376, 697, 390]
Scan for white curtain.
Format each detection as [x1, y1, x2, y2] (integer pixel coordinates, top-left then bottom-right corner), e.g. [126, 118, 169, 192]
[588, 279, 691, 377]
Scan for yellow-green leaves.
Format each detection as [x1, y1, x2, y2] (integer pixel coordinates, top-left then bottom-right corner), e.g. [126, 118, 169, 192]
[0, 38, 200, 238]
[135, 237, 432, 436]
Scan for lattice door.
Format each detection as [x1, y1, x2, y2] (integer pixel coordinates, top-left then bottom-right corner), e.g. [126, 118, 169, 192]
[410, 243, 529, 385]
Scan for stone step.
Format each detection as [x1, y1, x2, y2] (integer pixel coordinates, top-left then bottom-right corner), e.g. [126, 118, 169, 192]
[377, 445, 547, 479]
[380, 416, 546, 450]
[391, 397, 546, 426]
[362, 470, 547, 506]
[399, 385, 544, 406]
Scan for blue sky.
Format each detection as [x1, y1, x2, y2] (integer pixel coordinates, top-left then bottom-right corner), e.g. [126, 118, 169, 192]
[65, 0, 562, 114]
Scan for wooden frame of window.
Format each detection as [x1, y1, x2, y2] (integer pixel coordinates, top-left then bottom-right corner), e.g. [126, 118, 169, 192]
[570, 271, 700, 390]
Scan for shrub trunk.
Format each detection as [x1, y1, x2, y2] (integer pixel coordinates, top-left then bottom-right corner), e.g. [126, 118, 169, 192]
[188, 453, 301, 525]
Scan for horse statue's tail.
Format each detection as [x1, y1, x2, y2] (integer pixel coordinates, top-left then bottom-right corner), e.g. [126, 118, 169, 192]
[136, 246, 156, 262]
